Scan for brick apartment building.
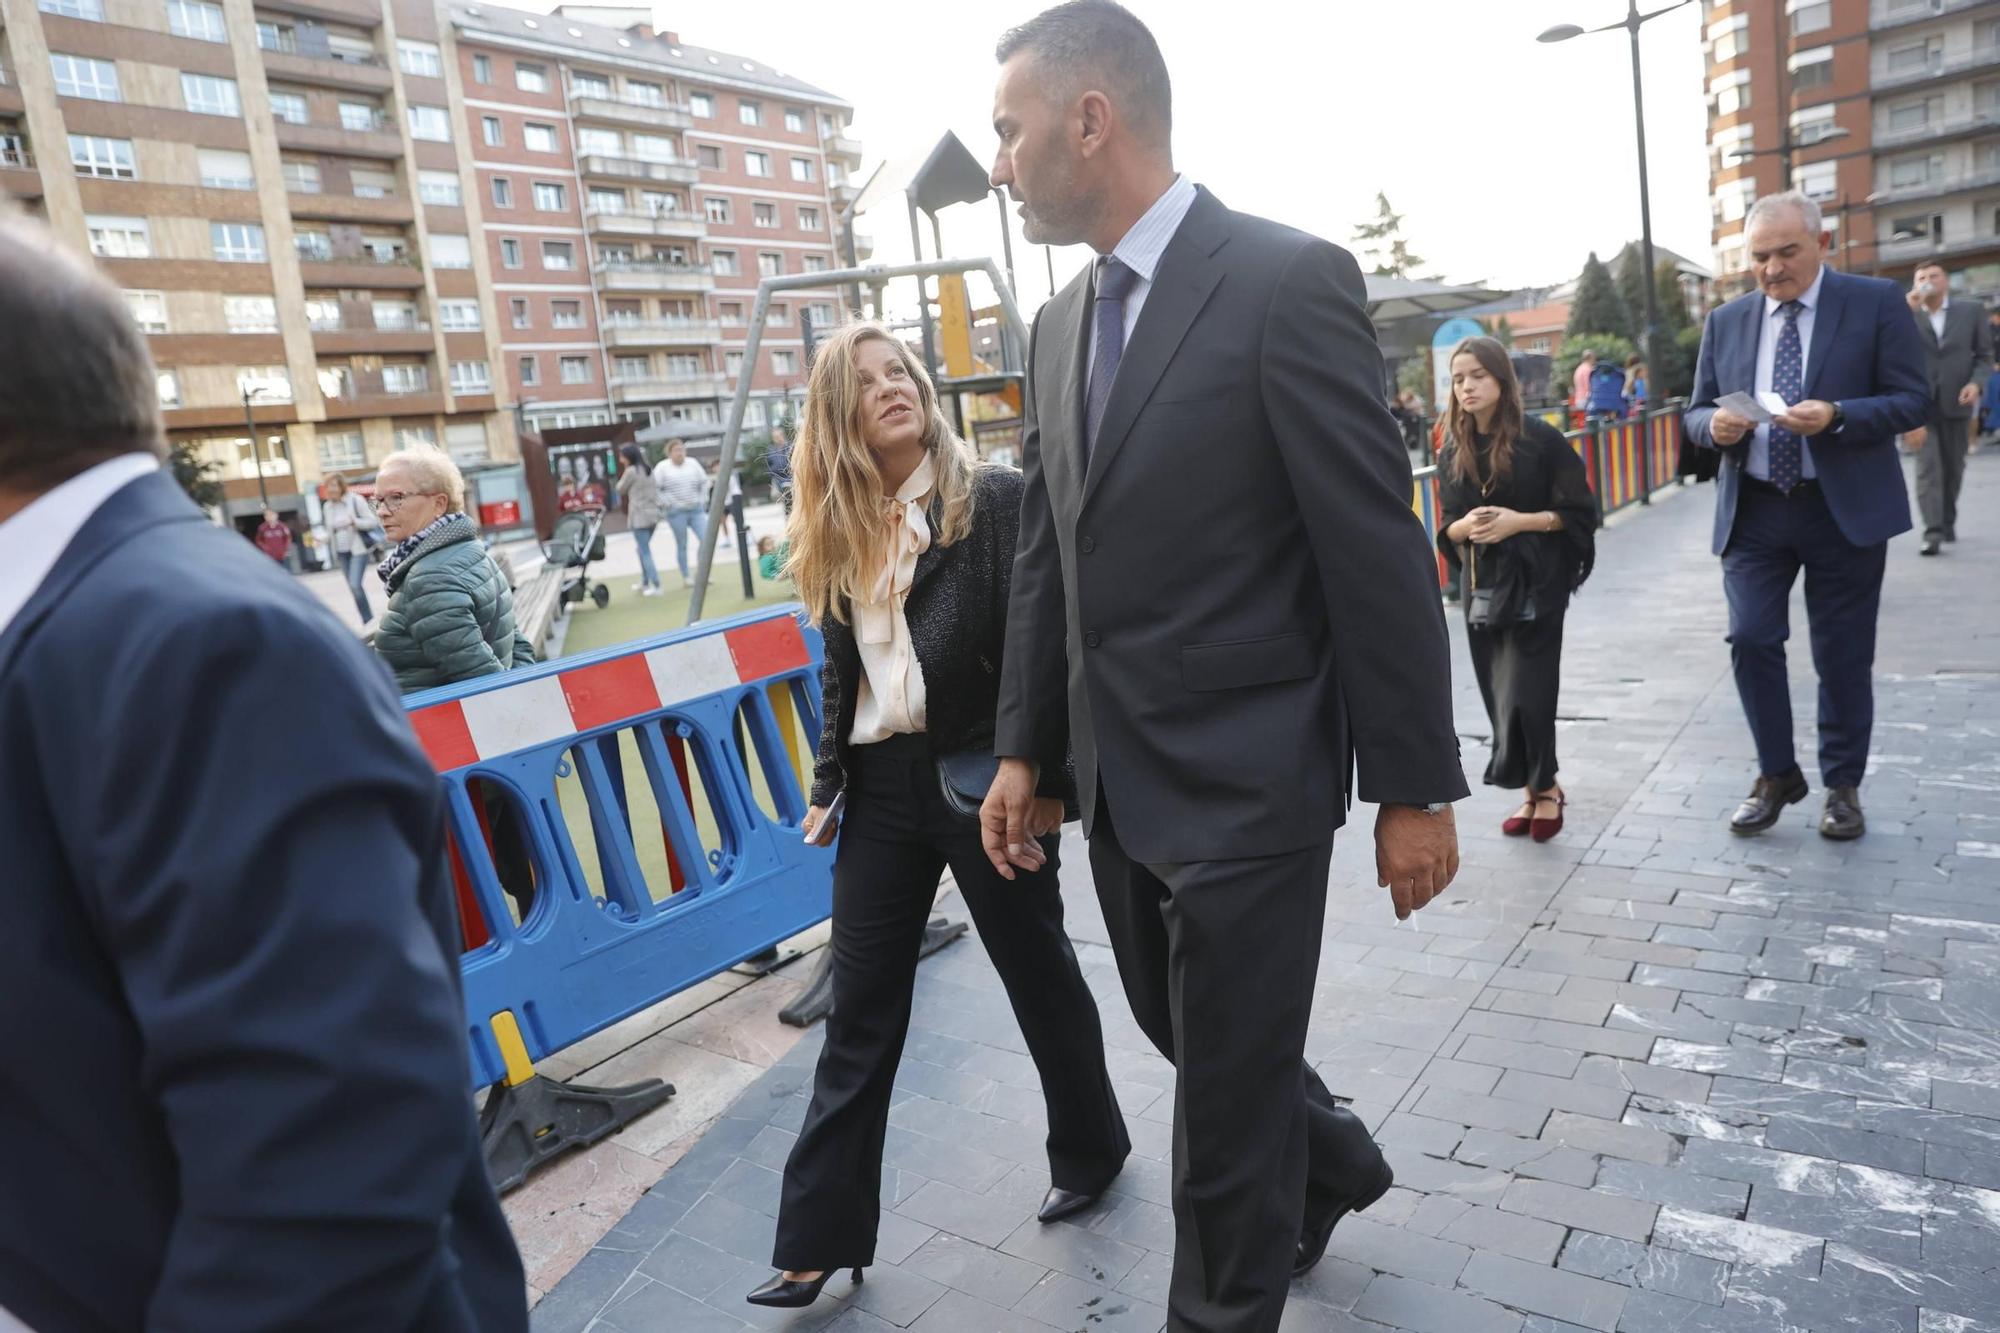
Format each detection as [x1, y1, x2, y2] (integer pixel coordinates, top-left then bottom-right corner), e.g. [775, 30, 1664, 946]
[0, 0, 861, 529]
[1706, 0, 2000, 301]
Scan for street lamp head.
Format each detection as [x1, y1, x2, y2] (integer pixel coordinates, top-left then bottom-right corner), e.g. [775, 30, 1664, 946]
[1537, 23, 1584, 43]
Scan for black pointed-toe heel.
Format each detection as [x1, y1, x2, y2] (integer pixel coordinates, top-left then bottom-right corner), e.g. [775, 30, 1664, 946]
[745, 1266, 864, 1308]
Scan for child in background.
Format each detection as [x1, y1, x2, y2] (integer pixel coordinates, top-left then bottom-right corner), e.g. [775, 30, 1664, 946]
[756, 534, 787, 582]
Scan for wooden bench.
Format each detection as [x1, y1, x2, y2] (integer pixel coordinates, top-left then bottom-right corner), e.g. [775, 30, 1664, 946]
[512, 563, 565, 658]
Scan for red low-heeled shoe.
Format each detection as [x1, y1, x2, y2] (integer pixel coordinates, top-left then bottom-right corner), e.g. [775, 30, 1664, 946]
[1502, 803, 1534, 837]
[1530, 791, 1567, 843]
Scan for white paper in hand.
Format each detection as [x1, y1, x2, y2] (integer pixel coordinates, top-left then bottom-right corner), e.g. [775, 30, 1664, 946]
[1716, 391, 1774, 424]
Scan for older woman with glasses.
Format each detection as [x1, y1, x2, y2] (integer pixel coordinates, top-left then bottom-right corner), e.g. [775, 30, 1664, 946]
[369, 449, 536, 692]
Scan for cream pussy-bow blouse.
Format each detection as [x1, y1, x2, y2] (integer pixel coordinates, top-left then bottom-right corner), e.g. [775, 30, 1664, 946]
[847, 454, 934, 744]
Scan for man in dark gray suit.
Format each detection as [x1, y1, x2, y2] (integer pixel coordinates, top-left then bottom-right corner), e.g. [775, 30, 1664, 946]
[978, 4, 1467, 1328]
[1908, 261, 1991, 555]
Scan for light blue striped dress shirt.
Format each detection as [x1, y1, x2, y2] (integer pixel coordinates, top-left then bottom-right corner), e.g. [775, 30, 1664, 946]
[1086, 174, 1199, 383]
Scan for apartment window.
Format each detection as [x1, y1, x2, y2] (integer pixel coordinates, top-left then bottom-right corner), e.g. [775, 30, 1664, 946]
[799, 206, 822, 231]
[39, 0, 104, 18]
[69, 135, 134, 180]
[739, 99, 763, 126]
[791, 156, 816, 182]
[490, 176, 514, 209]
[197, 148, 255, 190]
[318, 430, 365, 470]
[168, 0, 227, 42]
[577, 128, 620, 157]
[570, 71, 612, 98]
[518, 355, 539, 386]
[785, 108, 806, 133]
[225, 295, 278, 332]
[429, 234, 472, 269]
[1711, 68, 1751, 117]
[181, 73, 239, 117]
[754, 202, 779, 229]
[371, 299, 417, 329]
[551, 300, 583, 328]
[124, 290, 168, 333]
[704, 196, 732, 224]
[523, 123, 558, 153]
[418, 170, 461, 205]
[1886, 38, 1940, 77]
[1708, 13, 1748, 63]
[1888, 97, 1940, 133]
[614, 355, 649, 382]
[1889, 155, 1941, 188]
[237, 366, 292, 403]
[516, 63, 549, 93]
[398, 40, 443, 77]
[1791, 1, 1831, 36]
[317, 366, 353, 399]
[380, 364, 428, 394]
[758, 252, 784, 277]
[559, 355, 592, 384]
[691, 92, 715, 118]
[1890, 213, 1939, 243]
[806, 302, 836, 326]
[86, 215, 149, 259]
[1797, 159, 1838, 201]
[661, 353, 699, 377]
[509, 298, 531, 329]
[533, 181, 566, 211]
[500, 237, 522, 268]
[1789, 47, 1833, 91]
[52, 55, 120, 102]
[437, 299, 481, 330]
[303, 296, 341, 329]
[473, 54, 492, 84]
[294, 230, 332, 261]
[1789, 105, 1838, 147]
[772, 350, 796, 375]
[745, 151, 772, 178]
[450, 360, 491, 393]
[395, 424, 436, 450]
[269, 91, 309, 124]
[724, 350, 744, 377]
[628, 80, 663, 106]
[697, 144, 723, 169]
[281, 159, 321, 193]
[634, 133, 675, 161]
[589, 187, 626, 213]
[408, 105, 450, 141]
[542, 240, 576, 271]
[349, 168, 395, 199]
[718, 301, 744, 326]
[803, 254, 828, 273]
[820, 112, 836, 136]
[256, 20, 295, 52]
[210, 223, 267, 263]
[446, 421, 490, 462]
[712, 249, 739, 276]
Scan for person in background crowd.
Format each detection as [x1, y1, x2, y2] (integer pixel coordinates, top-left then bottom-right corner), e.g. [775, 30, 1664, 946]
[1437, 337, 1598, 843]
[0, 210, 526, 1333]
[712, 457, 745, 541]
[1685, 190, 1928, 841]
[1978, 345, 2000, 452]
[651, 438, 710, 586]
[746, 322, 1128, 1310]
[1587, 355, 1629, 418]
[1572, 347, 1597, 411]
[254, 508, 291, 565]
[1907, 261, 1991, 555]
[767, 424, 794, 514]
[616, 443, 665, 598]
[755, 533, 787, 582]
[1624, 355, 1649, 416]
[556, 474, 584, 513]
[323, 472, 381, 623]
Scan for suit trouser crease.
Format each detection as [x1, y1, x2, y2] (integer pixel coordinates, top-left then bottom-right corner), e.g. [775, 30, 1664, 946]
[1465, 609, 1566, 793]
[772, 735, 1129, 1269]
[1916, 409, 1970, 542]
[1722, 483, 1886, 791]
[1089, 794, 1383, 1333]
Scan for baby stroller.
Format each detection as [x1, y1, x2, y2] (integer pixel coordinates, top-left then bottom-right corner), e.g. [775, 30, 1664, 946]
[545, 505, 610, 610]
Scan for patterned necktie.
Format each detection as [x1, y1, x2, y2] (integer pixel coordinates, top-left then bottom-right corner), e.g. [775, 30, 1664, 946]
[1085, 257, 1139, 462]
[1768, 299, 1805, 492]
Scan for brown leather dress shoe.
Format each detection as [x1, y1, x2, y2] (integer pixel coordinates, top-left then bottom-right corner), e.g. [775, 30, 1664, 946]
[1729, 770, 1809, 835]
[1820, 786, 1866, 840]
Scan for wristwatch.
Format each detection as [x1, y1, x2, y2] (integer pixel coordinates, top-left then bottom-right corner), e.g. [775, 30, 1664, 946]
[1414, 803, 1452, 816]
[1828, 403, 1847, 434]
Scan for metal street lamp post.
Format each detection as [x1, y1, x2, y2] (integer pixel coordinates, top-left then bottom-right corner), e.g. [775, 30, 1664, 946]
[240, 384, 275, 513]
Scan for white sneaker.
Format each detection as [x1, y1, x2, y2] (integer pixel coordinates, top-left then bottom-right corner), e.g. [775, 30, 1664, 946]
[642, 585, 662, 597]
[631, 581, 646, 592]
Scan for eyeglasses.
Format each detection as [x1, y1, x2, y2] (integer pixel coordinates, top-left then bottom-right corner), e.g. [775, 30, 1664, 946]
[370, 490, 438, 513]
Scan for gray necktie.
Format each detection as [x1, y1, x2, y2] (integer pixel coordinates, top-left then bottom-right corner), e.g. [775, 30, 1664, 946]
[1085, 257, 1139, 461]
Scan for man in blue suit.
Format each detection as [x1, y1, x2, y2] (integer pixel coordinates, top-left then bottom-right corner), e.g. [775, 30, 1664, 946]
[1685, 191, 1929, 841]
[0, 219, 526, 1327]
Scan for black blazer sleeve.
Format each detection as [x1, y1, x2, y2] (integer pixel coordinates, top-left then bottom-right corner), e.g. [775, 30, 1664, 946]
[1259, 239, 1469, 806]
[73, 600, 516, 1330]
[996, 305, 1070, 776]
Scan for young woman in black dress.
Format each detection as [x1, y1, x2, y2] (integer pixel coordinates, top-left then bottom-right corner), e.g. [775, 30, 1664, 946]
[1436, 337, 1599, 841]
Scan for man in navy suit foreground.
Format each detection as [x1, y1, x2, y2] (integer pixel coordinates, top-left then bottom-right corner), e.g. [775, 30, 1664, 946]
[1685, 191, 1929, 841]
[0, 218, 526, 1327]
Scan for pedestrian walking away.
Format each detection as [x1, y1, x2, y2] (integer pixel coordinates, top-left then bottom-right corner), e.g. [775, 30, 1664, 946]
[1685, 190, 1928, 842]
[982, 5, 1468, 1328]
[322, 472, 382, 623]
[1906, 260, 1991, 554]
[616, 442, 665, 596]
[745, 322, 1130, 1311]
[253, 507, 292, 565]
[0, 211, 525, 1333]
[1437, 337, 1598, 843]
[651, 438, 709, 584]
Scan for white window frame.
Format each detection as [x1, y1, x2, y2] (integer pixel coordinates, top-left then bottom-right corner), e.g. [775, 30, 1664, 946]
[739, 99, 762, 126]
[759, 251, 784, 277]
[124, 290, 168, 333]
[691, 92, 714, 118]
[408, 105, 451, 142]
[551, 299, 584, 329]
[236, 365, 292, 403]
[541, 240, 576, 271]
[491, 177, 514, 209]
[318, 430, 366, 470]
[445, 422, 490, 463]
[500, 238, 523, 268]
[70, 134, 135, 179]
[224, 295, 279, 333]
[559, 355, 592, 385]
[533, 181, 566, 211]
[516, 62, 549, 93]
[473, 54, 493, 84]
[269, 90, 309, 124]
[483, 116, 505, 146]
[745, 150, 772, 178]
[510, 298, 531, 329]
[39, 0, 105, 19]
[754, 202, 779, 229]
[519, 355, 540, 386]
[613, 355, 650, 382]
[210, 222, 267, 263]
[437, 299, 481, 331]
[282, 159, 322, 193]
[397, 40, 443, 78]
[381, 363, 429, 394]
[86, 215, 150, 259]
[771, 349, 797, 375]
[428, 234, 473, 269]
[802, 254, 828, 273]
[168, 0, 228, 42]
[181, 73, 240, 117]
[799, 206, 822, 232]
[523, 123, 558, 153]
[198, 148, 255, 190]
[790, 156, 815, 182]
[52, 55, 121, 102]
[705, 196, 732, 223]
[449, 360, 492, 393]
[785, 108, 806, 133]
[712, 249, 739, 276]
[157, 370, 182, 409]
[418, 170, 462, 205]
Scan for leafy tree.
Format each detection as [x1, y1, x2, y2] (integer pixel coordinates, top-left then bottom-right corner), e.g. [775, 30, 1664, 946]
[1395, 351, 1432, 403]
[1616, 246, 1653, 338]
[1566, 252, 1633, 343]
[167, 439, 224, 512]
[1352, 192, 1430, 280]
[1647, 261, 1698, 401]
[1484, 316, 1515, 348]
[1654, 260, 1694, 334]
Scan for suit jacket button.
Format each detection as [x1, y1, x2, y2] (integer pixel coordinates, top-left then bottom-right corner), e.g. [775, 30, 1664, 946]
[1081, 536, 1096, 553]
[1084, 631, 1101, 648]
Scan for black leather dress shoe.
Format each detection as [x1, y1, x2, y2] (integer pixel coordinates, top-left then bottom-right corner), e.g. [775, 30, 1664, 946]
[1294, 1155, 1394, 1278]
[1820, 786, 1866, 841]
[1038, 1186, 1102, 1224]
[1729, 770, 1809, 835]
[1921, 539, 1942, 556]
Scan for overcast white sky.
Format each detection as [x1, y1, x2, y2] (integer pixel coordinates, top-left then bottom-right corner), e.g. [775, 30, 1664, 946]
[526, 0, 1712, 310]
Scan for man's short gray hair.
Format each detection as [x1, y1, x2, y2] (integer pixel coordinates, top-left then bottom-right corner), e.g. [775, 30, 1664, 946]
[996, 0, 1172, 144]
[1746, 190, 1824, 236]
[378, 447, 467, 512]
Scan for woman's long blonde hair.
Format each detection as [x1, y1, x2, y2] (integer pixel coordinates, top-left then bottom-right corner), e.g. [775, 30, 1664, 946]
[785, 321, 979, 627]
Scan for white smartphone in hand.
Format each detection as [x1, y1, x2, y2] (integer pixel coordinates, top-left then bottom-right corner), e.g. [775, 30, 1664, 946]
[805, 791, 846, 846]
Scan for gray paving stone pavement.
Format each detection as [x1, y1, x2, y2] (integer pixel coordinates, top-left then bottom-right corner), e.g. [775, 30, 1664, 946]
[535, 457, 2000, 1332]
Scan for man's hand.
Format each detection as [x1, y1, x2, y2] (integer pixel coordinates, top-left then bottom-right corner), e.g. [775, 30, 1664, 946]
[1960, 383, 1981, 408]
[1710, 409, 1753, 446]
[1905, 426, 1927, 451]
[1775, 400, 1837, 436]
[1907, 287, 1926, 312]
[1376, 804, 1460, 921]
[980, 758, 1046, 880]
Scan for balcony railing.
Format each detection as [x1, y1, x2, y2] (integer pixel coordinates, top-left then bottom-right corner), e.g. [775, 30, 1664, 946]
[1872, 0, 2000, 30]
[1875, 107, 2000, 148]
[1874, 43, 2000, 91]
[579, 154, 700, 184]
[1873, 161, 2000, 203]
[568, 90, 694, 129]
[602, 317, 724, 345]
[593, 258, 713, 277]
[1876, 229, 2000, 260]
[297, 242, 416, 265]
[0, 147, 32, 170]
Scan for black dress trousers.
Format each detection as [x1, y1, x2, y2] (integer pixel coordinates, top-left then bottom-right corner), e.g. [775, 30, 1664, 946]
[772, 733, 1130, 1270]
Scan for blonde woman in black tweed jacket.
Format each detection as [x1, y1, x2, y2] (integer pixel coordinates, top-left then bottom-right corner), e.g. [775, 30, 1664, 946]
[745, 323, 1130, 1309]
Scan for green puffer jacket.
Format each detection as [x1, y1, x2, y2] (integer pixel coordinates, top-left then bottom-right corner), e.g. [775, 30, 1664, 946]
[374, 517, 537, 692]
